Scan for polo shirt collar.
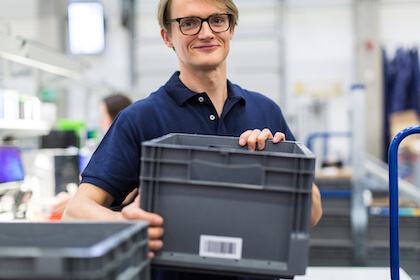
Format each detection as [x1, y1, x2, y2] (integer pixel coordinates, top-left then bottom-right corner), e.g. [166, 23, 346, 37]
[164, 71, 245, 106]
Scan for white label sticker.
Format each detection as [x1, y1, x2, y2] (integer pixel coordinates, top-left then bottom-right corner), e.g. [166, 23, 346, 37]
[199, 235, 243, 260]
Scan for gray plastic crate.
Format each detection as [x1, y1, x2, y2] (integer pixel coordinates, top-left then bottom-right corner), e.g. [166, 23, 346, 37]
[310, 213, 351, 241]
[0, 221, 150, 280]
[318, 192, 352, 215]
[314, 178, 352, 190]
[314, 179, 352, 215]
[308, 239, 354, 266]
[367, 241, 420, 280]
[368, 210, 420, 243]
[140, 133, 315, 279]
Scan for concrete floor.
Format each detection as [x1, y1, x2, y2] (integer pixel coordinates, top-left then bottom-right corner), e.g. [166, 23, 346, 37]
[295, 267, 412, 280]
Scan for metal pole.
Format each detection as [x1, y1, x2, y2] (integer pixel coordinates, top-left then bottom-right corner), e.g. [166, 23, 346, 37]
[350, 84, 368, 266]
[388, 125, 420, 280]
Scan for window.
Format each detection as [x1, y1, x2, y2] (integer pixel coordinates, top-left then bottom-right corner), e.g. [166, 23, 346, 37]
[68, 1, 105, 54]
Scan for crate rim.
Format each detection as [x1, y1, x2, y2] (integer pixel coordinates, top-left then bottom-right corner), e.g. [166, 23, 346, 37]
[141, 133, 315, 159]
[0, 221, 149, 258]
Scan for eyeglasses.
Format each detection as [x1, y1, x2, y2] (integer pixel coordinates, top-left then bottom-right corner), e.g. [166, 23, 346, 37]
[167, 13, 232, 36]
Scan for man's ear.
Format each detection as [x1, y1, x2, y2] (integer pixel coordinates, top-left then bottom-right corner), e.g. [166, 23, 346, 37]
[229, 26, 235, 40]
[161, 29, 174, 48]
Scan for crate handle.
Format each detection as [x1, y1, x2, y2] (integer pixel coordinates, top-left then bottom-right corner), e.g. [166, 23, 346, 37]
[388, 125, 420, 280]
[190, 159, 263, 186]
[208, 144, 248, 151]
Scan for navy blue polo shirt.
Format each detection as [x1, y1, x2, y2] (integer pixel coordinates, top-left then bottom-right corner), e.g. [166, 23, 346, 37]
[81, 71, 294, 280]
[82, 71, 294, 204]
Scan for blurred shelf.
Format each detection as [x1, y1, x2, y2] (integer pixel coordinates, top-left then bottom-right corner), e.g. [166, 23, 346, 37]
[0, 33, 87, 79]
[0, 119, 50, 138]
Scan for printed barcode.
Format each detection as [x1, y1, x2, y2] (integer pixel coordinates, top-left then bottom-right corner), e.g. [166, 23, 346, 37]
[199, 235, 243, 260]
[206, 240, 236, 254]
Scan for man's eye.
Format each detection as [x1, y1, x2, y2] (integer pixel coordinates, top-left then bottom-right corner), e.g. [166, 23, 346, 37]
[211, 17, 225, 25]
[181, 19, 198, 28]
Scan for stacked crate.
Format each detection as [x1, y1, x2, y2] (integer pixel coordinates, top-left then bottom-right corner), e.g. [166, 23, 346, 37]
[309, 177, 354, 266]
[0, 222, 150, 280]
[309, 174, 420, 280]
[367, 207, 420, 280]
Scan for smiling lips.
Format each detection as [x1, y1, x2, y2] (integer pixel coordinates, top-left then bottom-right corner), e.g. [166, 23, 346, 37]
[195, 44, 218, 51]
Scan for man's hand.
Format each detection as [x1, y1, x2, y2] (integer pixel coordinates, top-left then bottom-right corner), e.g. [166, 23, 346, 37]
[121, 195, 164, 258]
[51, 192, 73, 215]
[239, 128, 285, 151]
[239, 129, 323, 227]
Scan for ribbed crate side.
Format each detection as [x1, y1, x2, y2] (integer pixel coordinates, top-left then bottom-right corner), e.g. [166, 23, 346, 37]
[116, 259, 151, 280]
[291, 191, 311, 233]
[150, 180, 295, 261]
[154, 159, 188, 180]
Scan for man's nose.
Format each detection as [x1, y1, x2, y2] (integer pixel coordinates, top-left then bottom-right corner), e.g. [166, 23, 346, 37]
[198, 21, 214, 38]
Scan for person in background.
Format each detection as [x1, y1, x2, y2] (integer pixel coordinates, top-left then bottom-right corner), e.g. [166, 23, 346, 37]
[51, 93, 133, 215]
[63, 1, 322, 280]
[99, 94, 133, 135]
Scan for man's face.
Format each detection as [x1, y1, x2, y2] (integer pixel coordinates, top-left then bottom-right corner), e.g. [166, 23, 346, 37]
[162, 0, 235, 72]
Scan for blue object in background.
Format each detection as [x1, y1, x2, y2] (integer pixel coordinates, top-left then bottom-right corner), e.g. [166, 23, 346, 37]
[0, 146, 25, 184]
[382, 47, 420, 162]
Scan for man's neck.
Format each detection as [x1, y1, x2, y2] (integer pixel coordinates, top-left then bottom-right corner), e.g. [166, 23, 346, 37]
[179, 67, 228, 117]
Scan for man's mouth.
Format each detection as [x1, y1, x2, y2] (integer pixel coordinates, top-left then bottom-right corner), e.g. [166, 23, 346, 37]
[195, 44, 218, 51]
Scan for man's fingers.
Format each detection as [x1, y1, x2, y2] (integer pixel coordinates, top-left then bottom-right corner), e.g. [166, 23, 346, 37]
[121, 200, 165, 257]
[148, 226, 164, 239]
[245, 129, 262, 151]
[239, 130, 253, 146]
[121, 202, 164, 226]
[149, 239, 163, 251]
[256, 128, 274, 150]
[239, 129, 281, 151]
[273, 132, 285, 143]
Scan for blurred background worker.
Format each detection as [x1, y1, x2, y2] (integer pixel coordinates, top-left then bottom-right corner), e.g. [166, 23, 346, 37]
[99, 93, 133, 135]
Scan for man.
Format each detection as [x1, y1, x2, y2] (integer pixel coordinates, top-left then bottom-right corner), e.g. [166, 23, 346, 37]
[63, 0, 322, 279]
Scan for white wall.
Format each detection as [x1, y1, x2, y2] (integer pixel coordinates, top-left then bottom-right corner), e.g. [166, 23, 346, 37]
[2, 0, 420, 160]
[380, 1, 420, 52]
[286, 2, 354, 165]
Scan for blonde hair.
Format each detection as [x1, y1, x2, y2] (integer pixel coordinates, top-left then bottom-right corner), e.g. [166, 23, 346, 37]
[157, 0, 238, 35]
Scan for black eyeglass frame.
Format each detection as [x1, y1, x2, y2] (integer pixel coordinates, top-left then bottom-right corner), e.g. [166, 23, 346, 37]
[166, 13, 232, 36]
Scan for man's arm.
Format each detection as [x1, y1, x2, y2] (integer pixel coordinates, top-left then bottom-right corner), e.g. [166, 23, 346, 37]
[310, 183, 322, 227]
[62, 183, 123, 221]
[62, 183, 164, 258]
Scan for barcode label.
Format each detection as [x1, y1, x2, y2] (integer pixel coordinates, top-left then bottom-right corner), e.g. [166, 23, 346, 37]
[199, 235, 243, 260]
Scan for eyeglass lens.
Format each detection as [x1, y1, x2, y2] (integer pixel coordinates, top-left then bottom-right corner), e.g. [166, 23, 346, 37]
[179, 14, 230, 35]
